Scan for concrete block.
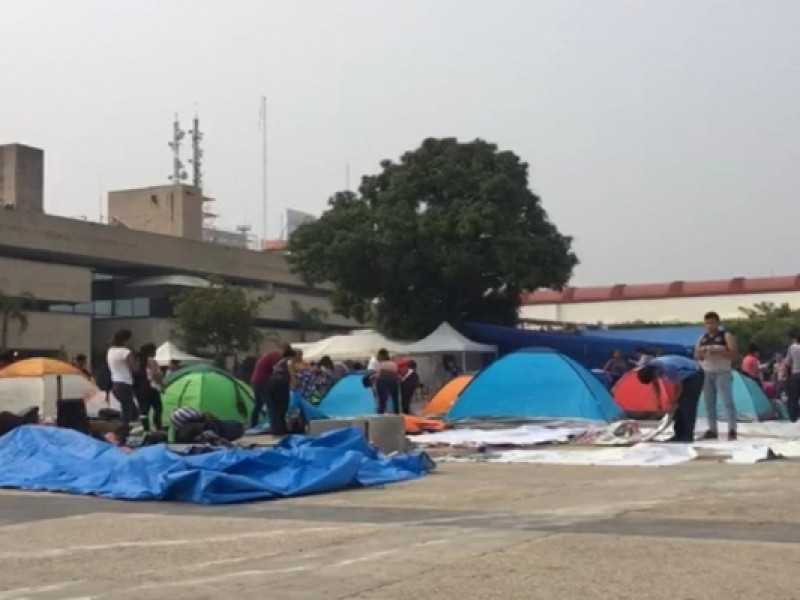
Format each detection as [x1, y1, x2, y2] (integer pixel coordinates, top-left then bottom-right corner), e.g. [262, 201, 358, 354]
[308, 418, 367, 437]
[366, 414, 406, 454]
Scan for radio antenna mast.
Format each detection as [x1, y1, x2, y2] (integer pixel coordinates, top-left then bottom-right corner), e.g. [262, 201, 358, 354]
[167, 114, 187, 185]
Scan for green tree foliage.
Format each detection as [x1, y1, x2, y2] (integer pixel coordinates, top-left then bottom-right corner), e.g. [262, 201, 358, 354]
[172, 278, 269, 363]
[0, 290, 35, 349]
[288, 138, 578, 338]
[290, 300, 328, 342]
[725, 302, 800, 354]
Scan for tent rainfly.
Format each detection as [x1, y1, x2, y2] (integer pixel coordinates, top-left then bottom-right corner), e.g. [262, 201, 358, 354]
[154, 342, 208, 367]
[404, 322, 497, 370]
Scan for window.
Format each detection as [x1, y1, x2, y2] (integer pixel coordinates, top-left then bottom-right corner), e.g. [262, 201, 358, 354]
[132, 298, 150, 317]
[93, 300, 112, 316]
[74, 302, 94, 315]
[114, 299, 133, 317]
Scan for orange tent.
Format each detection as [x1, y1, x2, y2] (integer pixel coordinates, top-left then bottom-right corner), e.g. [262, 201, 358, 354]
[612, 370, 677, 418]
[423, 374, 473, 416]
[0, 358, 85, 379]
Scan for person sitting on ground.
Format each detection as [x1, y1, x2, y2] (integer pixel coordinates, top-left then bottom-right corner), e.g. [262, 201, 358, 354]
[637, 355, 704, 443]
[603, 349, 629, 386]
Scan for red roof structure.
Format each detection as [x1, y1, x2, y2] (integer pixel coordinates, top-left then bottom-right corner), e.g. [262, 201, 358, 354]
[522, 275, 800, 305]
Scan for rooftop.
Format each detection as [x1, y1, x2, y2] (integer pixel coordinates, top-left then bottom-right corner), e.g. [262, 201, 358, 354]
[522, 275, 800, 305]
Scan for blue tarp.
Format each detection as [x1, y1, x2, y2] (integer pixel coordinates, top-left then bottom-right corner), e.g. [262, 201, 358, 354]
[0, 425, 431, 504]
[465, 323, 691, 370]
[446, 348, 624, 422]
[580, 326, 702, 350]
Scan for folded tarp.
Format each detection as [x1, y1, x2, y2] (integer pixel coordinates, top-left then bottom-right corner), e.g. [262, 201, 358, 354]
[0, 425, 432, 504]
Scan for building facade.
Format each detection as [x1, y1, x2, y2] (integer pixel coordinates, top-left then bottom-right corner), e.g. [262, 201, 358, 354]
[0, 153, 356, 362]
[520, 276, 800, 325]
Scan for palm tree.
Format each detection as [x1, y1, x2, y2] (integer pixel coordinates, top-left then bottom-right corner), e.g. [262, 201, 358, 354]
[290, 300, 328, 342]
[0, 290, 36, 350]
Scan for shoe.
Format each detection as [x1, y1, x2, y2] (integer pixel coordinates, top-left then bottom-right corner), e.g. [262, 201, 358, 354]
[700, 430, 718, 440]
[728, 430, 738, 441]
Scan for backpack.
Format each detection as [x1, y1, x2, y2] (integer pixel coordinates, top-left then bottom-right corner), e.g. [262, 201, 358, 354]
[94, 365, 112, 393]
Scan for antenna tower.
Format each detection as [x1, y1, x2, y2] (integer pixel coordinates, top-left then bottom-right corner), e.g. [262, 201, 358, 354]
[188, 114, 204, 191]
[167, 114, 188, 184]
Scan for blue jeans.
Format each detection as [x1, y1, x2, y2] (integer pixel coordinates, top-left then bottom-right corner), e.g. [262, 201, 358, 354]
[703, 371, 737, 432]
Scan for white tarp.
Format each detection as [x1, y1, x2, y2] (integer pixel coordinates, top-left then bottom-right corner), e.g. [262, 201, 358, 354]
[154, 342, 208, 367]
[414, 425, 589, 447]
[404, 322, 496, 354]
[296, 330, 410, 361]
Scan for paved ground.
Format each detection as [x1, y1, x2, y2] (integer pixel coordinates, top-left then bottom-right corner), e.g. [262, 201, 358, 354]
[2, 459, 800, 599]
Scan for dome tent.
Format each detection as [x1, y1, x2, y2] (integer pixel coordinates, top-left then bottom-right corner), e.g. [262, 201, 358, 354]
[423, 374, 473, 416]
[697, 370, 777, 422]
[162, 364, 254, 425]
[446, 348, 623, 423]
[612, 371, 678, 419]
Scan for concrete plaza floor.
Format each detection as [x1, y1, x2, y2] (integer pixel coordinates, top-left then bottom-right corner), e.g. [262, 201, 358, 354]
[1, 459, 799, 599]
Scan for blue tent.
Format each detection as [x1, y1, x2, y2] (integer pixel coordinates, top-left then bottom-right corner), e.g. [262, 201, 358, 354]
[446, 348, 624, 422]
[317, 372, 383, 417]
[698, 370, 777, 422]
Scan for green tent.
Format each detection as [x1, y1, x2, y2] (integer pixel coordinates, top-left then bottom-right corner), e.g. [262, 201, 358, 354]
[162, 364, 255, 425]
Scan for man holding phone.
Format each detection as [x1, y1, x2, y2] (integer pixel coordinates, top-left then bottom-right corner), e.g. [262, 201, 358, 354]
[695, 311, 738, 440]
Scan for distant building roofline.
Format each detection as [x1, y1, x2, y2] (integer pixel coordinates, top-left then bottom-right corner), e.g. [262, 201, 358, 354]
[522, 274, 800, 305]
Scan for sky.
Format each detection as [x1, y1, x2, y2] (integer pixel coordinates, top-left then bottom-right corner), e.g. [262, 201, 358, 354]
[2, 0, 800, 286]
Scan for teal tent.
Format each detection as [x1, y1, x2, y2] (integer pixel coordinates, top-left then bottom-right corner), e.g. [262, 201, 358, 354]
[698, 370, 777, 422]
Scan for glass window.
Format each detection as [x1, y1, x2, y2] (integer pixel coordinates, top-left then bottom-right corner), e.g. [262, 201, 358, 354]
[74, 302, 94, 315]
[114, 299, 133, 317]
[132, 298, 150, 317]
[93, 300, 112, 316]
[48, 304, 74, 314]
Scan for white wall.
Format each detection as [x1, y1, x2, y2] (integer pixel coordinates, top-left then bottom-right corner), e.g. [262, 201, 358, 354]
[519, 291, 800, 324]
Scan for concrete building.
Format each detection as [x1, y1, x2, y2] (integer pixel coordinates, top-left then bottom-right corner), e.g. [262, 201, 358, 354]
[0, 143, 44, 212]
[0, 154, 356, 362]
[520, 275, 800, 325]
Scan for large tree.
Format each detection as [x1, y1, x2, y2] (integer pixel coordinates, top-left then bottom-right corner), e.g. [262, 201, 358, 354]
[172, 278, 269, 364]
[288, 138, 577, 338]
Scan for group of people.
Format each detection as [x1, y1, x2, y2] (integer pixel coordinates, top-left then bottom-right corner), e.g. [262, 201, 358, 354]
[636, 311, 739, 442]
[249, 346, 424, 434]
[103, 329, 170, 432]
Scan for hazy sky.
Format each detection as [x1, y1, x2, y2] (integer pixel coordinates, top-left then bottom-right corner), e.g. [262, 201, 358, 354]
[3, 1, 799, 286]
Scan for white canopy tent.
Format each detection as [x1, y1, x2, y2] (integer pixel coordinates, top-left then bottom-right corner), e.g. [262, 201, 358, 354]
[294, 330, 410, 361]
[404, 322, 497, 372]
[154, 342, 209, 367]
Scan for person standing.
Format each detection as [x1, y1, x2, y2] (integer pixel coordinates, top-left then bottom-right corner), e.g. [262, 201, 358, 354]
[264, 346, 297, 435]
[249, 348, 281, 427]
[783, 335, 800, 422]
[637, 355, 705, 443]
[374, 349, 400, 414]
[106, 329, 138, 426]
[134, 343, 164, 431]
[695, 311, 738, 440]
[603, 349, 629, 386]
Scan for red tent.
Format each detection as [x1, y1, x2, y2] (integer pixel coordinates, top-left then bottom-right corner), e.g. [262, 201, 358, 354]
[612, 370, 678, 418]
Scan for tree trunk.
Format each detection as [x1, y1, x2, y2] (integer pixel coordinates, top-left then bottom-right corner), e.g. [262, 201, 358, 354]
[0, 314, 7, 349]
